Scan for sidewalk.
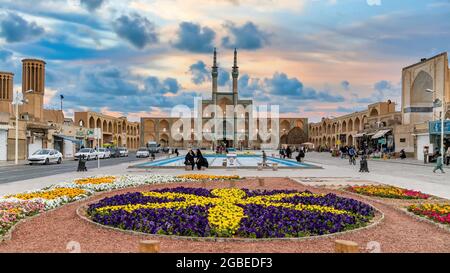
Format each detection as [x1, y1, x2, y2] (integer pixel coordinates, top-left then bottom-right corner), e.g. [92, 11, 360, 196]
[369, 157, 450, 168]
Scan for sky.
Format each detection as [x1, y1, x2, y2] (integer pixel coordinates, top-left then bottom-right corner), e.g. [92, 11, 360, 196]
[0, 0, 449, 122]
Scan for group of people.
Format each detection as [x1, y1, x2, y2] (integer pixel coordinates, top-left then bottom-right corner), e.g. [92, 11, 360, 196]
[279, 146, 308, 163]
[184, 149, 209, 170]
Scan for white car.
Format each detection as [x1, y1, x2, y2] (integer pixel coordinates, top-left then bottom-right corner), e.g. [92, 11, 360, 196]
[74, 148, 98, 160]
[28, 149, 63, 165]
[118, 147, 129, 157]
[97, 148, 111, 159]
[136, 147, 150, 158]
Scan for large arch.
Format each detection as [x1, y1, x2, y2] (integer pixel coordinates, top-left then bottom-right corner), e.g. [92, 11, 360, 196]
[160, 133, 169, 146]
[341, 121, 347, 132]
[369, 108, 379, 117]
[89, 117, 95, 128]
[280, 120, 291, 134]
[108, 121, 112, 133]
[96, 118, 101, 129]
[102, 120, 107, 132]
[411, 71, 433, 106]
[348, 135, 354, 146]
[354, 117, 361, 131]
[286, 127, 308, 145]
[348, 119, 353, 132]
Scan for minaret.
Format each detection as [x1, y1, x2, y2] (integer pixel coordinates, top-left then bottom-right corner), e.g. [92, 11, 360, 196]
[211, 48, 218, 106]
[232, 49, 239, 148]
[232, 48, 239, 95]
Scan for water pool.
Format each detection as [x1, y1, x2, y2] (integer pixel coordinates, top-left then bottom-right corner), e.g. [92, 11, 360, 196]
[132, 154, 320, 169]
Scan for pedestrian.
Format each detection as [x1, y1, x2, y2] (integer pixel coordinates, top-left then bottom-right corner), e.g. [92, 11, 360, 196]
[296, 148, 305, 162]
[175, 148, 179, 157]
[423, 146, 429, 164]
[195, 149, 208, 170]
[348, 146, 356, 165]
[433, 153, 445, 173]
[359, 154, 369, 172]
[399, 149, 406, 160]
[262, 150, 267, 167]
[446, 147, 450, 166]
[184, 149, 195, 170]
[286, 146, 292, 159]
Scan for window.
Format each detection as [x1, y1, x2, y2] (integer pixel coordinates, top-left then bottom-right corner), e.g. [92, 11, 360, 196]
[400, 138, 406, 143]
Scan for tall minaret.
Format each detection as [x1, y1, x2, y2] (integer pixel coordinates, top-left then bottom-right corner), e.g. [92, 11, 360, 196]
[232, 48, 239, 95]
[212, 48, 218, 106]
[232, 48, 239, 148]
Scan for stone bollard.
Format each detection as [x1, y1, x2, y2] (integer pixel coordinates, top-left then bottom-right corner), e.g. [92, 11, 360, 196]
[272, 163, 278, 171]
[257, 163, 263, 171]
[185, 165, 191, 171]
[334, 240, 359, 253]
[258, 178, 265, 187]
[222, 159, 227, 167]
[139, 240, 160, 253]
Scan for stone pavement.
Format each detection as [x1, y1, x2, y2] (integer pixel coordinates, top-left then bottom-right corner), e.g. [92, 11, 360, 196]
[0, 151, 449, 200]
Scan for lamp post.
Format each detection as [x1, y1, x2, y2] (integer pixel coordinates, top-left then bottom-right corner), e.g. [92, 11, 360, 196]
[426, 88, 446, 158]
[12, 89, 34, 165]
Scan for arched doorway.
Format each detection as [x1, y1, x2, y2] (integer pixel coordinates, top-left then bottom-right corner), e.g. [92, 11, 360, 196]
[411, 71, 433, 106]
[348, 135, 354, 146]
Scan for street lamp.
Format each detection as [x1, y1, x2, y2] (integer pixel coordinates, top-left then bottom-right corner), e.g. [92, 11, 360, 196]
[12, 89, 34, 165]
[425, 88, 446, 158]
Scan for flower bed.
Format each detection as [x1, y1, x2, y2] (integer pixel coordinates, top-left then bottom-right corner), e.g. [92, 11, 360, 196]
[347, 185, 430, 199]
[177, 174, 241, 181]
[55, 174, 186, 192]
[87, 187, 375, 238]
[408, 204, 450, 225]
[3, 188, 92, 210]
[0, 201, 45, 236]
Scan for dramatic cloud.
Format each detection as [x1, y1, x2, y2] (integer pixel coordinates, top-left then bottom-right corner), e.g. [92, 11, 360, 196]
[265, 72, 345, 102]
[113, 13, 158, 49]
[173, 22, 215, 53]
[0, 13, 44, 42]
[222, 21, 269, 50]
[80, 0, 105, 11]
[189, 60, 210, 84]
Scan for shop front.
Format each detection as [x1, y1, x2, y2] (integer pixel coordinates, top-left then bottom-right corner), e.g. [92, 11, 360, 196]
[429, 120, 450, 154]
[53, 135, 83, 158]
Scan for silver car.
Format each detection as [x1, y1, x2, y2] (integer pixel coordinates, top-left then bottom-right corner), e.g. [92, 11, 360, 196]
[28, 149, 63, 165]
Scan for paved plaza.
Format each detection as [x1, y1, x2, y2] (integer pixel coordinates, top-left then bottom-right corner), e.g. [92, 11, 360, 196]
[1, 151, 448, 199]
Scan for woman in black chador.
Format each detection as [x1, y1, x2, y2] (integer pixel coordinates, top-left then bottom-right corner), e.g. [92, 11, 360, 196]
[195, 149, 209, 170]
[184, 149, 195, 170]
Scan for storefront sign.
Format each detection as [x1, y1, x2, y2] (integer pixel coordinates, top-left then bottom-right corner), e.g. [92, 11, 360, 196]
[429, 120, 450, 135]
[378, 138, 386, 145]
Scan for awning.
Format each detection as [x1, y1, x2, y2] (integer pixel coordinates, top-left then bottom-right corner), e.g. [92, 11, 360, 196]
[371, 129, 391, 139]
[354, 133, 365, 138]
[54, 135, 83, 144]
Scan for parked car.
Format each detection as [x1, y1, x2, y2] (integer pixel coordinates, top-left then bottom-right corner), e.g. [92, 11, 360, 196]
[97, 148, 111, 159]
[74, 148, 98, 160]
[147, 141, 160, 153]
[109, 147, 121, 158]
[161, 146, 170, 153]
[118, 147, 129, 157]
[136, 147, 150, 158]
[28, 149, 63, 165]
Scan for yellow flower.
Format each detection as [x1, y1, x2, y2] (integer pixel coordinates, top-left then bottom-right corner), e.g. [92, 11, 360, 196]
[75, 176, 116, 185]
[9, 188, 87, 200]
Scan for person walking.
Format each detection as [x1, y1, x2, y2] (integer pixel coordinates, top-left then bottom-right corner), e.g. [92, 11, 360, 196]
[423, 146, 429, 164]
[175, 148, 179, 157]
[433, 153, 445, 173]
[262, 150, 267, 167]
[445, 147, 450, 166]
[296, 148, 305, 162]
[348, 146, 356, 165]
[359, 154, 369, 172]
[399, 149, 406, 160]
